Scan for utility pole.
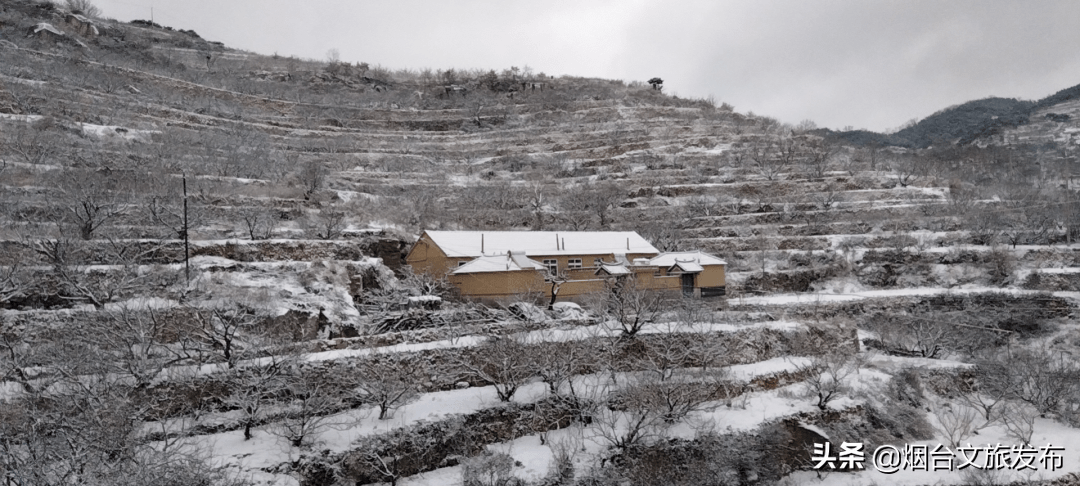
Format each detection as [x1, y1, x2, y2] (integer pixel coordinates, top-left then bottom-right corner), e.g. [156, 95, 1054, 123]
[183, 173, 190, 285]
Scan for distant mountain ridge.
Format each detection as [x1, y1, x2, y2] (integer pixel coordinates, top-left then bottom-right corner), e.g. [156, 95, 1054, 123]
[823, 82, 1080, 148]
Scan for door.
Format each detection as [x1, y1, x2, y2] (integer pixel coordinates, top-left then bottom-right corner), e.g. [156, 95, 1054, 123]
[681, 273, 694, 297]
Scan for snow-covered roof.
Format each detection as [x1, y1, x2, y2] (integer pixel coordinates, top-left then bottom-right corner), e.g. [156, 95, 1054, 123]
[671, 261, 704, 273]
[596, 263, 631, 275]
[424, 231, 659, 258]
[647, 251, 726, 271]
[449, 253, 545, 274]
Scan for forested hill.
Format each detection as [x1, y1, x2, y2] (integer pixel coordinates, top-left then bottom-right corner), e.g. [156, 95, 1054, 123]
[824, 82, 1080, 148]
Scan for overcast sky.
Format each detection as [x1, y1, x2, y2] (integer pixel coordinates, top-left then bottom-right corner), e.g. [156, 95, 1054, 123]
[92, 0, 1080, 132]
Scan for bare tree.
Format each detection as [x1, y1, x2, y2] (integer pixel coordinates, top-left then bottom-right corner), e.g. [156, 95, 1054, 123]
[626, 368, 728, 424]
[54, 262, 148, 310]
[8, 124, 59, 166]
[89, 305, 195, 388]
[64, 0, 102, 17]
[145, 174, 205, 240]
[627, 320, 731, 422]
[226, 356, 294, 440]
[749, 229, 778, 287]
[300, 160, 327, 199]
[890, 154, 928, 187]
[637, 220, 684, 252]
[354, 354, 423, 420]
[461, 451, 517, 486]
[270, 372, 354, 448]
[946, 179, 979, 214]
[459, 335, 535, 402]
[193, 305, 263, 368]
[861, 141, 883, 172]
[398, 266, 455, 297]
[560, 181, 624, 229]
[0, 263, 30, 307]
[526, 183, 550, 230]
[0, 317, 67, 393]
[239, 206, 278, 240]
[1008, 348, 1080, 414]
[531, 339, 587, 397]
[592, 274, 669, 338]
[863, 314, 953, 359]
[958, 360, 1013, 423]
[967, 210, 1002, 245]
[471, 100, 485, 127]
[545, 267, 570, 310]
[933, 402, 980, 449]
[797, 351, 856, 410]
[751, 135, 800, 181]
[684, 194, 718, 218]
[397, 185, 442, 232]
[803, 136, 837, 179]
[999, 401, 1037, 446]
[811, 183, 844, 211]
[361, 426, 438, 486]
[590, 378, 676, 454]
[310, 207, 347, 240]
[0, 354, 234, 486]
[54, 169, 129, 240]
[456, 183, 527, 230]
[836, 149, 859, 176]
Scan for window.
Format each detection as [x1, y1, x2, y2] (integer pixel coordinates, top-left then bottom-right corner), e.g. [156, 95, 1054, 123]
[568, 258, 582, 269]
[457, 261, 468, 267]
[542, 259, 558, 274]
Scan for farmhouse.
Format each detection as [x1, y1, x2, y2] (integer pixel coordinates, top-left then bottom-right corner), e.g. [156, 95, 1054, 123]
[405, 230, 725, 303]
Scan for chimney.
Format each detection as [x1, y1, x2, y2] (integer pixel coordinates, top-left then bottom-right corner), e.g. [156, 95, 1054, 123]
[561, 237, 565, 251]
[626, 237, 630, 251]
[555, 233, 559, 250]
[481, 233, 485, 254]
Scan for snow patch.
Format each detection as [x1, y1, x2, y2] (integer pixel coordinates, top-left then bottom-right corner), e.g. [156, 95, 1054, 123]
[0, 113, 44, 123]
[81, 123, 160, 143]
[0, 73, 46, 86]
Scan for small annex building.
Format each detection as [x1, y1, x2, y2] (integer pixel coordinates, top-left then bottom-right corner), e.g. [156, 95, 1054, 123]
[405, 230, 725, 303]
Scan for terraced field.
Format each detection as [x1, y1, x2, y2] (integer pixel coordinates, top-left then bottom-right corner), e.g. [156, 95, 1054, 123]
[4, 2, 1080, 485]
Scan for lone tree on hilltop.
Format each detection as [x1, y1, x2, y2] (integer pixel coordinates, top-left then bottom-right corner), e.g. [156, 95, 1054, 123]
[648, 77, 664, 90]
[65, 0, 101, 17]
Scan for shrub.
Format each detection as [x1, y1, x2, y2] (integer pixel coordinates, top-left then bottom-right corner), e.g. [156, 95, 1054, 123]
[461, 451, 521, 486]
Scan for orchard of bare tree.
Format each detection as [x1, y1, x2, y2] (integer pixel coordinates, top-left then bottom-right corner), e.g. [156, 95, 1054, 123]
[3, 1, 1080, 485]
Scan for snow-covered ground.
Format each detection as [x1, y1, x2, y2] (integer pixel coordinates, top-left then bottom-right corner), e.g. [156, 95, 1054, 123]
[733, 285, 1080, 306]
[80, 123, 160, 143]
[388, 349, 1080, 486]
[175, 355, 826, 486]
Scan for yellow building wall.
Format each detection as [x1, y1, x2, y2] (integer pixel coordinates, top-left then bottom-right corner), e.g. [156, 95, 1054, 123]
[405, 234, 471, 278]
[698, 265, 726, 287]
[448, 270, 548, 299]
[447, 266, 724, 304]
[647, 274, 683, 291]
[552, 278, 607, 298]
